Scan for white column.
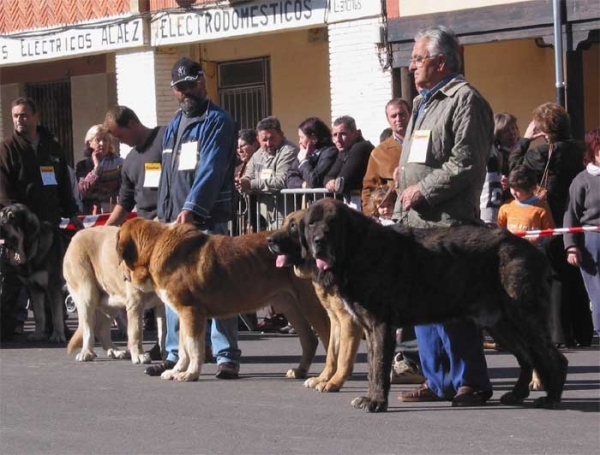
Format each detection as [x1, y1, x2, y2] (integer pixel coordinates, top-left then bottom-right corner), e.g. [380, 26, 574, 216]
[328, 17, 393, 144]
[115, 49, 179, 129]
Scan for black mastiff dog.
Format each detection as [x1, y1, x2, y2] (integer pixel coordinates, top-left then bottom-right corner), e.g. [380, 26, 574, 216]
[0, 203, 67, 342]
[298, 199, 568, 412]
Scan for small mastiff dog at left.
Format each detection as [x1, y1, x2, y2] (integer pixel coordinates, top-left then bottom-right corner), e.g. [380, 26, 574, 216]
[116, 217, 330, 382]
[267, 210, 364, 393]
[64, 226, 166, 364]
[0, 203, 66, 342]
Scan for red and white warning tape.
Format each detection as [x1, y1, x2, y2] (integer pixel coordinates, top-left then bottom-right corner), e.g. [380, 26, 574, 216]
[512, 225, 600, 239]
[59, 212, 137, 230]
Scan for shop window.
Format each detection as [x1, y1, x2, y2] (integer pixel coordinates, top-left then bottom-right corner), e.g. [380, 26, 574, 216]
[26, 80, 74, 166]
[218, 57, 271, 131]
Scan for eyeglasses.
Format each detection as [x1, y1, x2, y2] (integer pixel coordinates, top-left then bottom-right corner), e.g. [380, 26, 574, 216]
[409, 55, 438, 67]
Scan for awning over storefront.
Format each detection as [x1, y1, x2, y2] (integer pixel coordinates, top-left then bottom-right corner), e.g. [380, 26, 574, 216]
[387, 0, 599, 67]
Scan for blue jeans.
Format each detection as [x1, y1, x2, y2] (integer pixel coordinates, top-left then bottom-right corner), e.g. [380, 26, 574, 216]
[415, 320, 492, 399]
[580, 232, 600, 333]
[164, 222, 241, 366]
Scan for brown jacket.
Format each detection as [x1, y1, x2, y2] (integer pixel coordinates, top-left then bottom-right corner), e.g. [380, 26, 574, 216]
[361, 136, 402, 214]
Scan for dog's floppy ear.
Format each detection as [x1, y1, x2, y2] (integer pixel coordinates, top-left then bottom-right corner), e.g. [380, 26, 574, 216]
[298, 216, 311, 261]
[116, 226, 138, 269]
[22, 205, 41, 241]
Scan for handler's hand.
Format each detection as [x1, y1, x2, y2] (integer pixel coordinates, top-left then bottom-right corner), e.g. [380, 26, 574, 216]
[400, 184, 424, 210]
[175, 210, 195, 225]
[566, 247, 581, 267]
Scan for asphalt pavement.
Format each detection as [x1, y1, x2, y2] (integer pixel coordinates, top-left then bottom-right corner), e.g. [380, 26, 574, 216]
[0, 315, 599, 455]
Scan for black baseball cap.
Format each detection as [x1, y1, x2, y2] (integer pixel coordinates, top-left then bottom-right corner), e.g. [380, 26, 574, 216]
[171, 57, 203, 87]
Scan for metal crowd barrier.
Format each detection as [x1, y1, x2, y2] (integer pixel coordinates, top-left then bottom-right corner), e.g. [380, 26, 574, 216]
[233, 188, 342, 234]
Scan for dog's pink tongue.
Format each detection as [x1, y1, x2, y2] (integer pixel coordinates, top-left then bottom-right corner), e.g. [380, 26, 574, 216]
[276, 255, 287, 268]
[316, 258, 330, 271]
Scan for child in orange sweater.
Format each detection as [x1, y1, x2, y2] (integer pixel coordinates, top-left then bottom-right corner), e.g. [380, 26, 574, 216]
[497, 165, 554, 246]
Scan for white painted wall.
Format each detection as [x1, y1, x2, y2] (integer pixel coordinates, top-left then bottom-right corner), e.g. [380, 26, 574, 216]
[328, 17, 393, 145]
[114, 48, 179, 156]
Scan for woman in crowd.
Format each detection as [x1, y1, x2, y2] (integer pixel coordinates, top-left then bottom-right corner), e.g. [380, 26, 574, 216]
[76, 124, 123, 215]
[236, 128, 260, 178]
[509, 102, 593, 347]
[286, 117, 337, 189]
[480, 112, 521, 225]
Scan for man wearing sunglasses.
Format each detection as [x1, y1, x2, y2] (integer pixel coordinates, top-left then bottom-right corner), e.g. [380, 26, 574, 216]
[148, 57, 241, 379]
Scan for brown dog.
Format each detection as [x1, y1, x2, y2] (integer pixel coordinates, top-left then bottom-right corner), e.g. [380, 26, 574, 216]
[64, 226, 166, 364]
[116, 217, 330, 381]
[267, 211, 364, 392]
[300, 199, 568, 412]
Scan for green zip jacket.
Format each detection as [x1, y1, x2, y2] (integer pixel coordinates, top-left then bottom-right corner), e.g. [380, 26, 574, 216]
[394, 75, 493, 228]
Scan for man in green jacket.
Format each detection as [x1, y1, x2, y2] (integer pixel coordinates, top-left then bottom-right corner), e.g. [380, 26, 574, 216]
[395, 26, 494, 407]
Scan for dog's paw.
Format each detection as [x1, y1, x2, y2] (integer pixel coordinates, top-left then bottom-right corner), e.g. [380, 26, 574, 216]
[161, 369, 175, 380]
[351, 396, 388, 413]
[499, 392, 526, 406]
[304, 377, 325, 389]
[49, 331, 66, 343]
[529, 380, 543, 391]
[75, 350, 97, 361]
[533, 396, 563, 409]
[286, 368, 308, 379]
[173, 371, 200, 382]
[317, 381, 342, 393]
[27, 331, 48, 342]
[529, 370, 543, 391]
[107, 349, 130, 360]
[131, 353, 152, 364]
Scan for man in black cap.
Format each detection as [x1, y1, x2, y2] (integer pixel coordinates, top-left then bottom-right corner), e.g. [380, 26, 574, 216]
[144, 56, 241, 379]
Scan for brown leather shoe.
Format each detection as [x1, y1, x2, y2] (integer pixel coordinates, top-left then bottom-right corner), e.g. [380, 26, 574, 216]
[215, 362, 240, 379]
[398, 383, 444, 402]
[452, 386, 493, 407]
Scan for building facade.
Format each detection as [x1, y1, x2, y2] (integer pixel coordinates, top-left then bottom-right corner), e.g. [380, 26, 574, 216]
[1, 0, 598, 166]
[0, 0, 392, 164]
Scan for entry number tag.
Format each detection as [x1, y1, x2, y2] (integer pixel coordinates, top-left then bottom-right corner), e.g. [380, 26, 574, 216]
[40, 166, 57, 185]
[408, 130, 431, 163]
[143, 163, 162, 188]
[259, 169, 273, 180]
[178, 141, 198, 171]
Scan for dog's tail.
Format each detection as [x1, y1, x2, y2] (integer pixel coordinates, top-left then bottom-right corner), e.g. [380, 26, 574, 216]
[66, 326, 83, 354]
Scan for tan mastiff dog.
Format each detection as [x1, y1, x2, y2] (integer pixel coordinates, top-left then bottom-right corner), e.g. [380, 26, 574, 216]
[65, 226, 166, 364]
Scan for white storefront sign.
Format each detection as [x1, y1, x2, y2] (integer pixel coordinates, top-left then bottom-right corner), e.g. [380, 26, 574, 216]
[152, 0, 328, 46]
[0, 0, 381, 66]
[327, 0, 382, 24]
[0, 16, 145, 66]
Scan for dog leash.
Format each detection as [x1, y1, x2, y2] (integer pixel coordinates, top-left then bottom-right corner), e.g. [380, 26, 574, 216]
[512, 225, 600, 240]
